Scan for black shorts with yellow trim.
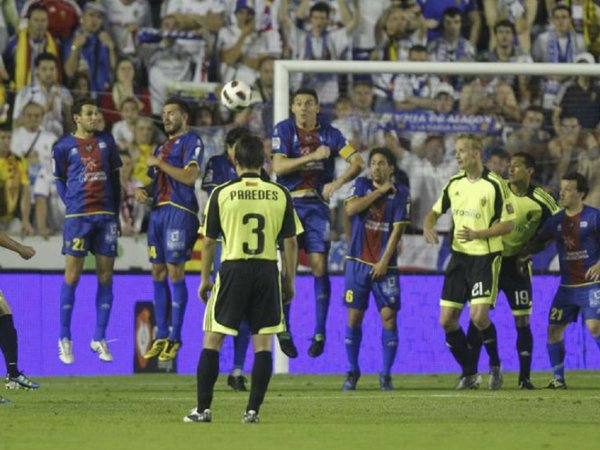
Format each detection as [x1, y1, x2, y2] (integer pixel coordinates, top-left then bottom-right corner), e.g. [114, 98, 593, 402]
[440, 251, 502, 309]
[499, 255, 532, 316]
[203, 259, 285, 336]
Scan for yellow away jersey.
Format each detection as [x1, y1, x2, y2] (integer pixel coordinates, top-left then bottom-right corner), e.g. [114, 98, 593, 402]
[502, 185, 560, 257]
[201, 173, 303, 261]
[433, 169, 515, 255]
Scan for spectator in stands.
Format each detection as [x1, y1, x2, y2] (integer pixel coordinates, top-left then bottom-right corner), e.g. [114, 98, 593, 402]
[0, 0, 18, 54]
[551, 0, 600, 57]
[227, 0, 284, 56]
[418, 0, 481, 47]
[427, 7, 475, 62]
[67, 71, 91, 105]
[130, 116, 159, 186]
[63, 2, 117, 96]
[287, 0, 357, 32]
[4, 4, 59, 91]
[138, 15, 194, 115]
[484, 146, 510, 177]
[352, 0, 391, 60]
[548, 115, 599, 190]
[20, 0, 81, 42]
[280, 1, 352, 105]
[533, 5, 585, 62]
[98, 58, 151, 126]
[371, 5, 427, 110]
[216, 2, 272, 85]
[161, 0, 225, 82]
[104, 0, 152, 57]
[393, 44, 440, 111]
[479, 19, 533, 105]
[483, 0, 537, 50]
[12, 53, 72, 139]
[409, 134, 457, 232]
[118, 149, 146, 235]
[505, 106, 553, 185]
[112, 97, 140, 151]
[237, 56, 275, 140]
[0, 125, 33, 236]
[459, 68, 521, 123]
[552, 52, 600, 132]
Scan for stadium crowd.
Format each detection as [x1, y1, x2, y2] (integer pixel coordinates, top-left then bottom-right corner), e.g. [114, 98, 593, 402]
[0, 0, 600, 243]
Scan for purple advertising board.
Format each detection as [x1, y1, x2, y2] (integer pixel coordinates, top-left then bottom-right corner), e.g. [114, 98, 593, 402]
[1, 273, 598, 376]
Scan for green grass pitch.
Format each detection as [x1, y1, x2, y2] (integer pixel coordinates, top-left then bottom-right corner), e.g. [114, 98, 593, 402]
[2, 372, 600, 450]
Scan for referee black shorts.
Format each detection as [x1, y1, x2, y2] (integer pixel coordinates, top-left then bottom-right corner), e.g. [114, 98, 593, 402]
[203, 260, 285, 336]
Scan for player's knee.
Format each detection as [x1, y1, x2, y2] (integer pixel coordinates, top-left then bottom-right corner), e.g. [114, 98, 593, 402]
[167, 264, 185, 282]
[97, 271, 113, 285]
[547, 324, 565, 343]
[310, 256, 327, 276]
[586, 320, 600, 336]
[64, 271, 81, 286]
[380, 308, 397, 329]
[347, 309, 364, 328]
[439, 316, 458, 331]
[515, 315, 530, 328]
[151, 265, 167, 281]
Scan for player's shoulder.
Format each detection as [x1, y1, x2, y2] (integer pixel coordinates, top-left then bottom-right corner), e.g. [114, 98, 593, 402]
[210, 176, 240, 198]
[394, 180, 410, 197]
[182, 130, 204, 145]
[207, 153, 228, 166]
[274, 117, 296, 134]
[530, 186, 558, 206]
[354, 176, 371, 189]
[262, 177, 292, 198]
[583, 204, 600, 218]
[445, 170, 467, 187]
[53, 134, 75, 151]
[483, 169, 510, 194]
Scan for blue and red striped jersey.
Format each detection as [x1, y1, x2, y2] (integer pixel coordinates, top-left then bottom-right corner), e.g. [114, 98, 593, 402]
[149, 131, 203, 214]
[345, 177, 411, 267]
[201, 154, 236, 195]
[537, 205, 600, 286]
[52, 132, 122, 217]
[271, 118, 355, 198]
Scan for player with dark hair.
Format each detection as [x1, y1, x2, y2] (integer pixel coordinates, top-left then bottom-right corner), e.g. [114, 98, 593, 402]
[525, 172, 600, 388]
[52, 97, 122, 364]
[468, 152, 559, 389]
[135, 97, 203, 363]
[423, 134, 515, 390]
[342, 147, 410, 391]
[272, 87, 364, 357]
[0, 231, 39, 404]
[185, 133, 302, 424]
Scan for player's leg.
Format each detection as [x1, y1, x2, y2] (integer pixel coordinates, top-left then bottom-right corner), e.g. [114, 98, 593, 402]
[242, 333, 273, 423]
[469, 253, 502, 390]
[59, 254, 84, 364]
[342, 263, 369, 390]
[0, 292, 39, 390]
[585, 319, 600, 352]
[159, 262, 187, 361]
[308, 251, 329, 357]
[373, 270, 401, 391]
[229, 320, 251, 391]
[277, 245, 298, 358]
[90, 254, 116, 362]
[144, 209, 170, 359]
[546, 286, 578, 388]
[184, 331, 226, 423]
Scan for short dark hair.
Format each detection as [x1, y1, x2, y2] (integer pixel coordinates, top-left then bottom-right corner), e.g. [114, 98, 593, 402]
[369, 147, 396, 168]
[235, 133, 265, 169]
[310, 1, 331, 16]
[487, 147, 510, 161]
[119, 96, 140, 110]
[34, 52, 58, 68]
[225, 126, 251, 148]
[525, 106, 545, 116]
[442, 7, 462, 21]
[494, 19, 516, 35]
[352, 79, 373, 90]
[552, 4, 571, 17]
[292, 88, 319, 104]
[27, 3, 48, 18]
[163, 97, 190, 116]
[562, 172, 589, 198]
[72, 97, 97, 116]
[258, 56, 276, 70]
[409, 44, 428, 54]
[512, 152, 536, 170]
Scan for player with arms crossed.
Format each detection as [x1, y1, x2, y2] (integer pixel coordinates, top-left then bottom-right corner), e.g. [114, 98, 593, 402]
[342, 147, 410, 391]
[423, 134, 515, 389]
[525, 172, 600, 389]
[0, 231, 39, 404]
[52, 98, 122, 364]
[469, 152, 559, 389]
[184, 133, 302, 424]
[135, 97, 203, 363]
[272, 88, 364, 357]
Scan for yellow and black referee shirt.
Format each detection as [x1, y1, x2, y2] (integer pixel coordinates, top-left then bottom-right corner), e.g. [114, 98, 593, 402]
[201, 173, 303, 262]
[432, 168, 515, 255]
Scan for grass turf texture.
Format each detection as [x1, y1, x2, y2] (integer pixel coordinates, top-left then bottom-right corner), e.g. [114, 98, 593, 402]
[2, 372, 600, 450]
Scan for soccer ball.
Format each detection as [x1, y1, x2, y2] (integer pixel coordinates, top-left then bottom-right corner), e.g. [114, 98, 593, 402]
[220, 80, 252, 111]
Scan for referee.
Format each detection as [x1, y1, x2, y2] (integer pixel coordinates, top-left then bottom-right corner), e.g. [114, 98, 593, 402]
[184, 133, 302, 424]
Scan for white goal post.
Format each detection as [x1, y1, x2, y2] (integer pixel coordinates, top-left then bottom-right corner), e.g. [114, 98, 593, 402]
[271, 60, 600, 374]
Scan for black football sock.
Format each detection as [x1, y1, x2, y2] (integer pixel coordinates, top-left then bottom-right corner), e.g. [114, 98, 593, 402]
[466, 320, 483, 373]
[0, 315, 19, 378]
[516, 325, 533, 381]
[481, 322, 501, 367]
[196, 349, 220, 411]
[247, 351, 272, 414]
[445, 328, 475, 376]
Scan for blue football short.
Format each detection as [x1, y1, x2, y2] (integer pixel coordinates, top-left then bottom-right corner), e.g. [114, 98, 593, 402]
[549, 284, 600, 324]
[147, 205, 200, 264]
[63, 214, 118, 257]
[343, 259, 400, 311]
[293, 198, 330, 254]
